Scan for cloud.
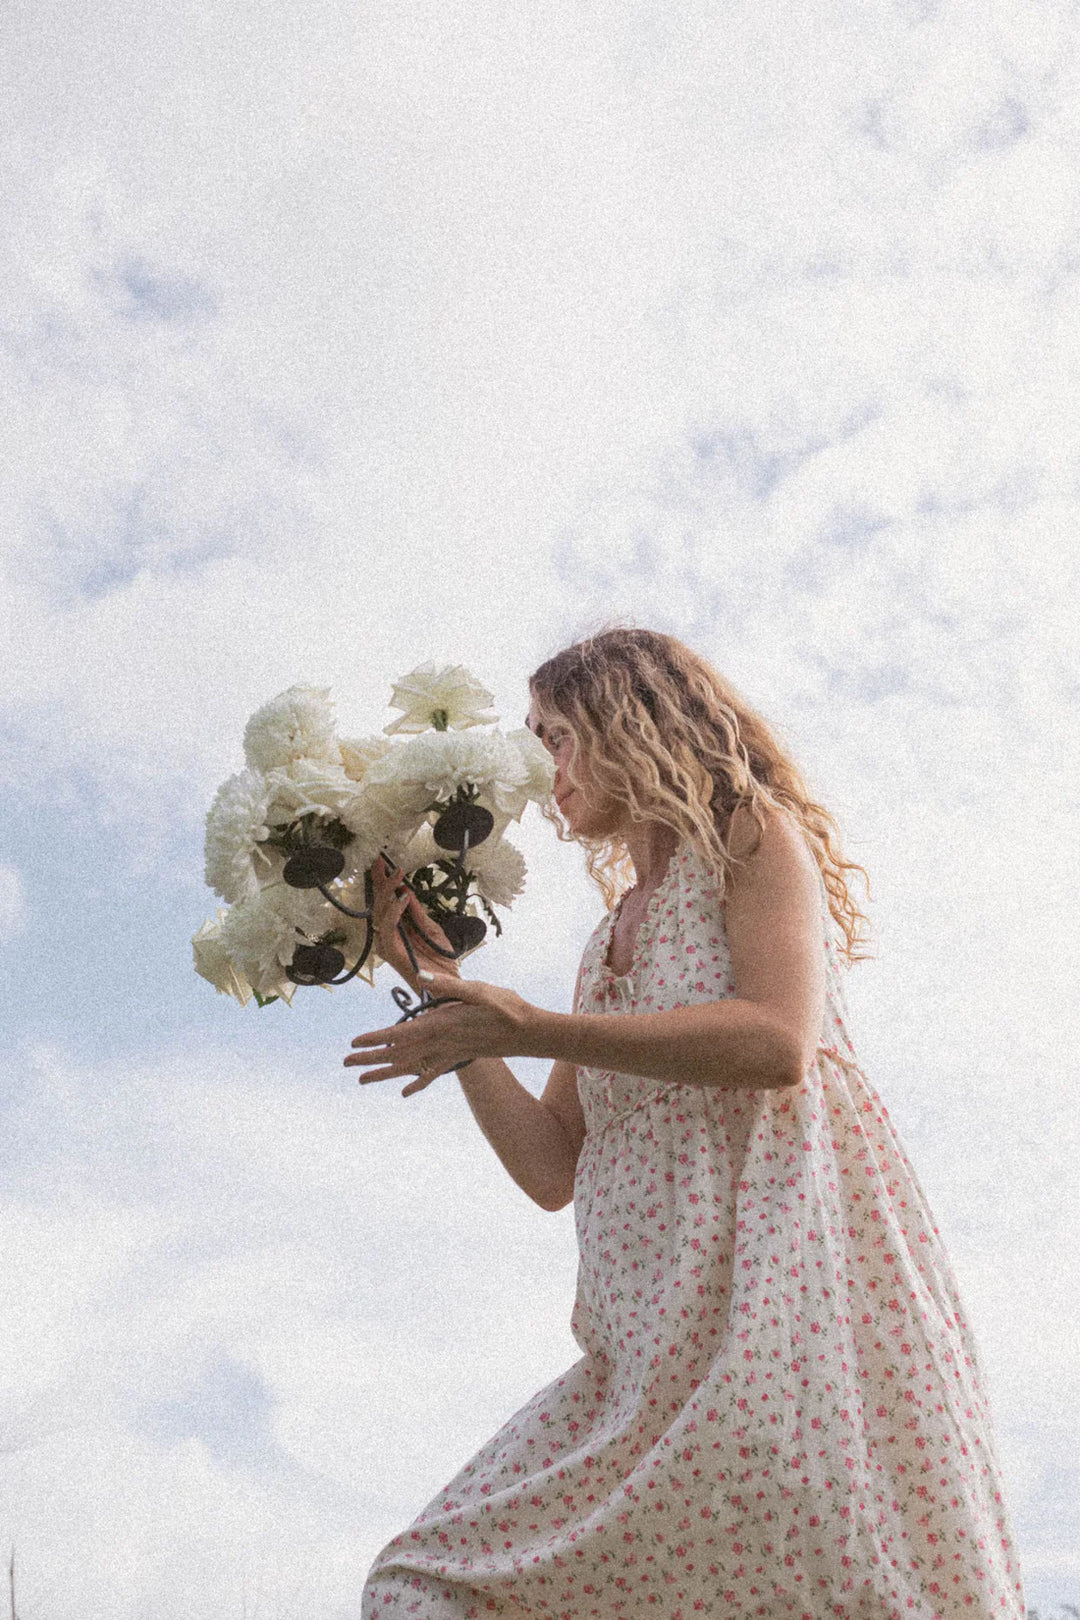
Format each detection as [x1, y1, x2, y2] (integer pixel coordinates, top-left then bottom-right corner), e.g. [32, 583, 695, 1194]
[93, 256, 219, 328]
[3, 0, 1080, 1608]
[0, 867, 26, 942]
[0, 1039, 581, 1616]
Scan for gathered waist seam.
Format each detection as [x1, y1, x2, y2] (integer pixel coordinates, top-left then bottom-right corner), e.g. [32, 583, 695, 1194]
[582, 1077, 685, 1143]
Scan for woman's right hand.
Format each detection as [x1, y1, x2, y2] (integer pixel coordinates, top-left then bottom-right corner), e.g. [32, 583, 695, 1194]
[369, 855, 462, 991]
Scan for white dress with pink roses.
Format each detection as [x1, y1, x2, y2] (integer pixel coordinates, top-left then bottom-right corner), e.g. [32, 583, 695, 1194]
[362, 841, 1024, 1618]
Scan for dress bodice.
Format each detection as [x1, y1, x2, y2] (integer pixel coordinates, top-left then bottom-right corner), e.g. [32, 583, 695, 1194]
[572, 838, 855, 1134]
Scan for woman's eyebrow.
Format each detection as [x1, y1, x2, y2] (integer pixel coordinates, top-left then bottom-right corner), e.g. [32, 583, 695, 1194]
[526, 716, 544, 739]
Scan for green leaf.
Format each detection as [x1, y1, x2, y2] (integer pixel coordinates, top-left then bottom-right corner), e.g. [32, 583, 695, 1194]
[253, 991, 280, 1008]
[477, 892, 503, 936]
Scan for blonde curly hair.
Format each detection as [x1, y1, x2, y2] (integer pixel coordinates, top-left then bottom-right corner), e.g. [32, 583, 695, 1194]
[528, 626, 871, 963]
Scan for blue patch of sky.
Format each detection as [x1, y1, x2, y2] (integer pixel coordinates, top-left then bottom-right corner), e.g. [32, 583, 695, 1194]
[851, 663, 913, 702]
[855, 99, 889, 150]
[93, 256, 218, 327]
[801, 256, 856, 282]
[972, 97, 1030, 153]
[140, 1354, 289, 1470]
[1, 308, 98, 385]
[787, 507, 894, 591]
[44, 484, 237, 603]
[819, 507, 892, 552]
[0, 768, 417, 1073]
[688, 426, 812, 503]
[687, 408, 882, 508]
[812, 653, 914, 704]
[894, 0, 944, 26]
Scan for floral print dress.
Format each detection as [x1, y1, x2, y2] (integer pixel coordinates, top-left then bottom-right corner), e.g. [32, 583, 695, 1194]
[362, 841, 1024, 1618]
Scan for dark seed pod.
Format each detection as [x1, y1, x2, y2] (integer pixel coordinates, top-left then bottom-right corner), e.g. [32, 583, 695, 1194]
[283, 844, 346, 889]
[437, 912, 487, 955]
[288, 941, 346, 983]
[432, 800, 494, 853]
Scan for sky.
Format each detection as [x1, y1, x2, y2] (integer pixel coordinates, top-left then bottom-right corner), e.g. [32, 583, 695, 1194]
[2, 0, 1079, 1614]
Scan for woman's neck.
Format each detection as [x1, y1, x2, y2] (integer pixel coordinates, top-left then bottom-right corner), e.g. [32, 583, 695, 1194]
[622, 821, 679, 896]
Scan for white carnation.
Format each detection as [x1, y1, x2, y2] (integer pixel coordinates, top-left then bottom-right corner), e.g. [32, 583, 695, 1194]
[339, 734, 394, 782]
[384, 663, 498, 735]
[192, 912, 254, 1005]
[204, 768, 277, 904]
[220, 884, 330, 998]
[366, 730, 501, 805]
[360, 728, 553, 842]
[264, 757, 361, 826]
[466, 835, 527, 909]
[397, 822, 525, 906]
[243, 686, 340, 772]
[504, 727, 557, 808]
[361, 736, 454, 825]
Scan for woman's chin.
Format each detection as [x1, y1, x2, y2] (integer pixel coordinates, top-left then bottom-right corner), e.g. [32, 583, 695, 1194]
[564, 810, 612, 841]
[558, 792, 619, 841]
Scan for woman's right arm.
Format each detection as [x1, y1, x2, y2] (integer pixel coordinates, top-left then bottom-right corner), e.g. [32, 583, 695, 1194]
[369, 857, 585, 1211]
[456, 1056, 584, 1212]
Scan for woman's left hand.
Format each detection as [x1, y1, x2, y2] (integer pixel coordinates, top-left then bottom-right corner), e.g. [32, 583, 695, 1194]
[344, 973, 538, 1096]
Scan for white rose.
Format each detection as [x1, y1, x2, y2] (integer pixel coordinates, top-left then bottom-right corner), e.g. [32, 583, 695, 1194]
[243, 686, 340, 772]
[384, 663, 498, 735]
[192, 912, 254, 1005]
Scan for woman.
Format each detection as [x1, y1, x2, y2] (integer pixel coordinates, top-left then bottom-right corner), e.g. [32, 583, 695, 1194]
[348, 628, 1024, 1619]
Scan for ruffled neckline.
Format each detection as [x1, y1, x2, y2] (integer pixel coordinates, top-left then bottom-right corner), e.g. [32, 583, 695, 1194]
[600, 845, 685, 984]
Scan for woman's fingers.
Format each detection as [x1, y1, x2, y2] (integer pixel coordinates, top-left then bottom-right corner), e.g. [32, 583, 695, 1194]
[345, 1001, 473, 1090]
[368, 858, 459, 980]
[349, 1019, 399, 1047]
[345, 974, 512, 1093]
[346, 1036, 457, 1097]
[369, 862, 419, 975]
[400, 1070, 441, 1098]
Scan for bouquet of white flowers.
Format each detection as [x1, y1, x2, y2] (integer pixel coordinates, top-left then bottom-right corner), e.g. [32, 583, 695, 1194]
[193, 664, 554, 1007]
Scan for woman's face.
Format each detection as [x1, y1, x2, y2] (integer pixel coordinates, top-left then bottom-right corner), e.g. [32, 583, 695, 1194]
[527, 697, 624, 840]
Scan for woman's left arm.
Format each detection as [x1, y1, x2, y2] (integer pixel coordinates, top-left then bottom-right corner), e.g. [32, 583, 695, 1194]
[532, 807, 826, 1091]
[349, 808, 826, 1093]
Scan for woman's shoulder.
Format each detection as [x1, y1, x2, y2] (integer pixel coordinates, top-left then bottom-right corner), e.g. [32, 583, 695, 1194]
[718, 803, 834, 961]
[683, 804, 826, 917]
[722, 799, 801, 859]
